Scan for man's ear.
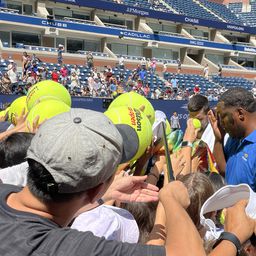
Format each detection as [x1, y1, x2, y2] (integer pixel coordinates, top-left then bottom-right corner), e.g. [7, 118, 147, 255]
[237, 107, 246, 121]
[86, 183, 106, 204]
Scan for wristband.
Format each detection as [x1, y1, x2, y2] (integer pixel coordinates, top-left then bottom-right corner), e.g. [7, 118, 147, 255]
[213, 232, 241, 255]
[181, 141, 193, 148]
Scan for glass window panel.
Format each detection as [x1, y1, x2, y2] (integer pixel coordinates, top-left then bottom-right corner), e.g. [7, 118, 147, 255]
[12, 32, 41, 46]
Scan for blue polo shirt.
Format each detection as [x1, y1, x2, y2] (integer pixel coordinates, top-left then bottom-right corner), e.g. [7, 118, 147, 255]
[224, 130, 256, 191]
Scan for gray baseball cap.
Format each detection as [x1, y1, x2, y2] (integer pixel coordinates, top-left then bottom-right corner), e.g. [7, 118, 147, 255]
[27, 108, 139, 193]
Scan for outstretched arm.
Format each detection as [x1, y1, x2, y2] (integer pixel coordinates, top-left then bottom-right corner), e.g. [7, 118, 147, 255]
[159, 181, 206, 256]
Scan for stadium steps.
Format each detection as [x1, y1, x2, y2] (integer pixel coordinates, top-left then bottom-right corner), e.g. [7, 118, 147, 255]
[193, 0, 227, 23]
[159, 0, 179, 14]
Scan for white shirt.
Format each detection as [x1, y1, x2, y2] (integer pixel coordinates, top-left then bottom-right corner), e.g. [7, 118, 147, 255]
[0, 162, 28, 187]
[71, 205, 139, 243]
[7, 69, 18, 83]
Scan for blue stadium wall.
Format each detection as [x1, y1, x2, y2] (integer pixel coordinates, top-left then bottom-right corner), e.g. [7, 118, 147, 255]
[0, 95, 216, 130]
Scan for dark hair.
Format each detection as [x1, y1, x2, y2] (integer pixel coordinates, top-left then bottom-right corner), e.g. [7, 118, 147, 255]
[178, 172, 214, 229]
[0, 132, 34, 168]
[219, 87, 256, 113]
[27, 159, 84, 203]
[120, 201, 158, 244]
[188, 94, 210, 113]
[208, 172, 225, 192]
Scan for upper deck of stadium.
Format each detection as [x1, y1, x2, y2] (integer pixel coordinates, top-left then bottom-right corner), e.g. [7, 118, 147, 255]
[0, 0, 256, 81]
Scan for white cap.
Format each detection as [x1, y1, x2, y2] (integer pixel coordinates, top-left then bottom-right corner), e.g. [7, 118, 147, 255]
[58, 44, 64, 47]
[200, 184, 256, 238]
[9, 60, 14, 62]
[71, 205, 139, 243]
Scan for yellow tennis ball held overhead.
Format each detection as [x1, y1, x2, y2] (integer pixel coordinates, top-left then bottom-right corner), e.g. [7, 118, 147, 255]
[192, 118, 201, 129]
[104, 106, 153, 162]
[26, 100, 71, 129]
[108, 91, 155, 125]
[8, 96, 28, 125]
[26, 80, 72, 111]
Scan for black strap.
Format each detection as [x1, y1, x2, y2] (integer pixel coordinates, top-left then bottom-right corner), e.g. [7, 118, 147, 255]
[213, 232, 241, 255]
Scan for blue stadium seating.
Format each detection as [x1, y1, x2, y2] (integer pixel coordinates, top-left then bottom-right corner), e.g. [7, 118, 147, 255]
[228, 2, 256, 27]
[161, 0, 221, 21]
[163, 72, 218, 93]
[199, 0, 243, 25]
[212, 75, 253, 90]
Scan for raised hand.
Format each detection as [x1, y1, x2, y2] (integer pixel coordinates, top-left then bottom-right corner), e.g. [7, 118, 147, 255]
[183, 118, 199, 143]
[208, 109, 225, 143]
[106, 175, 159, 203]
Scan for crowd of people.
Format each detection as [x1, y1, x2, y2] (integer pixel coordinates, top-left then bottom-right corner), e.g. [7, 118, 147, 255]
[0, 52, 230, 101]
[0, 86, 255, 255]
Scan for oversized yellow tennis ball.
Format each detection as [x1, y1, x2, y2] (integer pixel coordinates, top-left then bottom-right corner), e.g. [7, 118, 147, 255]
[105, 106, 153, 162]
[0, 107, 9, 120]
[26, 100, 70, 129]
[26, 80, 71, 111]
[165, 120, 171, 136]
[108, 92, 155, 125]
[8, 96, 28, 125]
[192, 118, 201, 129]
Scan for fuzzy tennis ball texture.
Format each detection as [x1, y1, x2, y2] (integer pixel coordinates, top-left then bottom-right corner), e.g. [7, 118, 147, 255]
[26, 99, 70, 129]
[8, 96, 28, 125]
[105, 106, 153, 162]
[26, 80, 72, 111]
[108, 92, 155, 125]
[192, 118, 201, 129]
[0, 107, 9, 120]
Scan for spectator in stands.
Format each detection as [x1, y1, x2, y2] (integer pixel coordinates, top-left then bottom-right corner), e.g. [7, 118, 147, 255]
[162, 61, 168, 78]
[139, 68, 147, 83]
[110, 79, 117, 95]
[60, 65, 69, 87]
[51, 67, 59, 83]
[26, 71, 36, 85]
[171, 75, 178, 94]
[140, 57, 147, 69]
[143, 84, 150, 98]
[40, 64, 49, 80]
[57, 44, 64, 65]
[7, 61, 18, 92]
[119, 55, 125, 69]
[203, 64, 209, 79]
[87, 73, 95, 95]
[194, 85, 200, 95]
[31, 53, 42, 64]
[22, 52, 30, 76]
[0, 73, 12, 94]
[7, 59, 16, 73]
[218, 64, 222, 77]
[71, 65, 80, 77]
[70, 71, 80, 91]
[86, 51, 94, 70]
[150, 58, 157, 74]
[105, 67, 113, 83]
[208, 87, 256, 191]
[30, 62, 39, 79]
[177, 58, 181, 73]
[170, 111, 180, 131]
[154, 87, 162, 99]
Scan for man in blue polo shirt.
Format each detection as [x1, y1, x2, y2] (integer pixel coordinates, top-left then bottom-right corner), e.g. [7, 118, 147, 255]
[209, 87, 256, 191]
